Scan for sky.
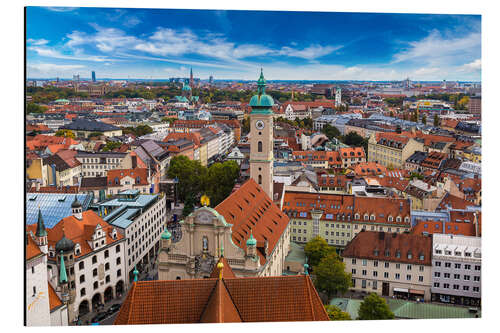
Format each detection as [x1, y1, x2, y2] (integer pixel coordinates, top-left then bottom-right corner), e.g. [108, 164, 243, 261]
[26, 7, 481, 81]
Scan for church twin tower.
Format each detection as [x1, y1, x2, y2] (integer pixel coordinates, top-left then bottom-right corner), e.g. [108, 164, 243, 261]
[249, 69, 274, 200]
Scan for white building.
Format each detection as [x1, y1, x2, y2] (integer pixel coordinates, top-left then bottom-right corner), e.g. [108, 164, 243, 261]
[98, 190, 167, 285]
[431, 234, 481, 306]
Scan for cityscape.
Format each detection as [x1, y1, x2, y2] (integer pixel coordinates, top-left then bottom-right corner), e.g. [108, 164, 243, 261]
[25, 7, 481, 326]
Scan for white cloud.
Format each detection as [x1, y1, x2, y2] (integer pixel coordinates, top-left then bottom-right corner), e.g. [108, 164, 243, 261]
[28, 63, 85, 74]
[27, 38, 49, 46]
[460, 59, 481, 72]
[28, 46, 110, 62]
[278, 44, 342, 60]
[67, 24, 138, 53]
[44, 7, 78, 12]
[393, 30, 481, 67]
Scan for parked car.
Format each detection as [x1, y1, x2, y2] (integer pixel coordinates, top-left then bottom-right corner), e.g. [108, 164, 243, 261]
[91, 312, 107, 323]
[107, 304, 121, 316]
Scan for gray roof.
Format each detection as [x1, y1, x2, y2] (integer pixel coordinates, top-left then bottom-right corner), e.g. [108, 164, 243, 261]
[61, 119, 121, 132]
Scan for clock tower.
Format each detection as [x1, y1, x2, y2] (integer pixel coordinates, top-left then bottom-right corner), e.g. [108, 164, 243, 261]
[249, 69, 274, 199]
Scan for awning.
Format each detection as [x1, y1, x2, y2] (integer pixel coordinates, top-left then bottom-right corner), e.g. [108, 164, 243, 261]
[393, 288, 409, 293]
[409, 289, 425, 295]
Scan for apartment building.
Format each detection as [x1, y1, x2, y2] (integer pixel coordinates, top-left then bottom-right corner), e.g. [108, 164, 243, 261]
[76, 151, 126, 178]
[368, 133, 424, 168]
[343, 231, 433, 301]
[431, 234, 481, 306]
[339, 147, 366, 168]
[282, 191, 411, 249]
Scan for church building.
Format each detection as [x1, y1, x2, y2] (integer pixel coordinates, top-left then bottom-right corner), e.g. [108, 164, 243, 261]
[158, 70, 291, 280]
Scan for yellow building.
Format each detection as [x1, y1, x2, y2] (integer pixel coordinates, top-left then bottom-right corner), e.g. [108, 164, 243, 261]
[368, 133, 424, 168]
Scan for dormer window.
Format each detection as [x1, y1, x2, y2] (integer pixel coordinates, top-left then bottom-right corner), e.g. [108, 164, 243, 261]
[419, 253, 424, 260]
[396, 250, 401, 258]
[407, 252, 412, 259]
[388, 216, 393, 222]
[364, 214, 369, 221]
[74, 243, 81, 256]
[404, 217, 410, 223]
[374, 249, 379, 256]
[112, 228, 117, 239]
[385, 249, 390, 257]
[396, 216, 402, 222]
[370, 214, 375, 221]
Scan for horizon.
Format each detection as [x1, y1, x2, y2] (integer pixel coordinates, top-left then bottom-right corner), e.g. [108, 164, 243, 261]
[26, 7, 481, 81]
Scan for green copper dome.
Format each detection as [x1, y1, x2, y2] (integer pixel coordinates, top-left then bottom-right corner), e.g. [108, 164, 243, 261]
[249, 69, 274, 114]
[55, 230, 75, 253]
[71, 195, 82, 208]
[246, 232, 257, 247]
[161, 227, 172, 240]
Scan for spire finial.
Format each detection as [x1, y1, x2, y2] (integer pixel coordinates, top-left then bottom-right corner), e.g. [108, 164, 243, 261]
[36, 206, 47, 237]
[133, 266, 139, 282]
[217, 261, 224, 280]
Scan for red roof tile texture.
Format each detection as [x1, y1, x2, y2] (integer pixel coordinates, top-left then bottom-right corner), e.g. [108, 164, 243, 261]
[26, 235, 43, 261]
[342, 231, 432, 266]
[48, 283, 63, 311]
[215, 179, 290, 265]
[114, 274, 328, 325]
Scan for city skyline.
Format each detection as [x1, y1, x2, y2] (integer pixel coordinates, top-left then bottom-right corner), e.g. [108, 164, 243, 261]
[27, 7, 481, 81]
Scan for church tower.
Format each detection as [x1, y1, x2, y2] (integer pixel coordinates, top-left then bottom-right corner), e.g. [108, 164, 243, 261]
[189, 67, 194, 88]
[249, 69, 274, 199]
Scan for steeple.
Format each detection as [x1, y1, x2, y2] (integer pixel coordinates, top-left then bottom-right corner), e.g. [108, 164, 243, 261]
[189, 67, 193, 87]
[59, 251, 68, 284]
[133, 266, 139, 282]
[35, 207, 47, 238]
[257, 68, 266, 95]
[71, 195, 82, 220]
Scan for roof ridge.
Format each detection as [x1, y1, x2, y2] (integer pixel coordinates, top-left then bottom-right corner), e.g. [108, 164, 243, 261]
[127, 282, 137, 324]
[304, 274, 315, 321]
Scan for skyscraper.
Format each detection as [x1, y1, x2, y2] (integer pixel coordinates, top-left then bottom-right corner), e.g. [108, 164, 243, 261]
[91, 71, 96, 82]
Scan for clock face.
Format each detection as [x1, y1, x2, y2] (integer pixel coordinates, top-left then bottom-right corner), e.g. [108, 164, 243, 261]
[255, 120, 265, 130]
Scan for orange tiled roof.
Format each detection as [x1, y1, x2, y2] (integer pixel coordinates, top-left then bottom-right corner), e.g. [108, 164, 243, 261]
[209, 257, 236, 279]
[114, 274, 328, 325]
[107, 168, 149, 186]
[339, 147, 365, 159]
[283, 191, 411, 226]
[26, 235, 43, 261]
[411, 212, 481, 237]
[353, 162, 387, 176]
[215, 179, 290, 265]
[29, 186, 79, 194]
[48, 283, 63, 311]
[26, 211, 124, 259]
[342, 231, 432, 266]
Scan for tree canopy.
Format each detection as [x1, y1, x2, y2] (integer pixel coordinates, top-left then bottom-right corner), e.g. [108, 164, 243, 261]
[122, 125, 153, 137]
[321, 124, 341, 140]
[54, 129, 75, 139]
[304, 236, 335, 269]
[325, 305, 352, 321]
[26, 102, 48, 114]
[101, 141, 122, 152]
[357, 293, 395, 320]
[313, 252, 352, 300]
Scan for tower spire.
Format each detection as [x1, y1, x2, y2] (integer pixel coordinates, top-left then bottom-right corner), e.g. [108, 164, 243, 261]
[59, 250, 68, 284]
[35, 207, 47, 237]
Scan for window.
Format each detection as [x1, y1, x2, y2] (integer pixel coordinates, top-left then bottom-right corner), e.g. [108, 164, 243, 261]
[407, 264, 412, 271]
[418, 276, 424, 282]
[473, 287, 480, 292]
[474, 276, 480, 282]
[31, 266, 35, 274]
[93, 268, 97, 277]
[352, 259, 357, 265]
[105, 275, 110, 283]
[32, 286, 36, 295]
[79, 261, 84, 270]
[258, 175, 262, 185]
[445, 262, 451, 268]
[92, 256, 97, 264]
[396, 263, 400, 269]
[362, 270, 367, 276]
[434, 272, 441, 277]
[362, 280, 367, 288]
[117, 269, 121, 277]
[258, 141, 263, 152]
[104, 250, 109, 259]
[435, 261, 441, 267]
[362, 259, 367, 266]
[80, 288, 86, 297]
[454, 274, 460, 279]
[464, 275, 470, 281]
[396, 250, 401, 258]
[453, 284, 460, 290]
[465, 264, 471, 270]
[444, 273, 450, 278]
[384, 272, 389, 278]
[406, 274, 412, 281]
[463, 286, 469, 291]
[373, 271, 378, 277]
[384, 262, 389, 268]
[352, 269, 356, 274]
[93, 281, 98, 290]
[454, 263, 461, 269]
[433, 282, 440, 288]
[395, 273, 400, 280]
[80, 275, 85, 283]
[374, 261, 378, 267]
[443, 283, 450, 289]
[475, 265, 481, 271]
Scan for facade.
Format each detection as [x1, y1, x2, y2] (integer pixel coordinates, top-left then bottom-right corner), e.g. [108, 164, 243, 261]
[468, 96, 481, 115]
[431, 234, 481, 306]
[368, 133, 424, 168]
[282, 191, 412, 249]
[106, 168, 151, 195]
[98, 190, 167, 284]
[76, 151, 126, 178]
[42, 152, 82, 187]
[158, 178, 291, 280]
[339, 147, 366, 168]
[342, 231, 433, 301]
[26, 200, 126, 322]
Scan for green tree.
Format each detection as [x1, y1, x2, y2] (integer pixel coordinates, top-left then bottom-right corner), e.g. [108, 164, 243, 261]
[241, 117, 250, 135]
[325, 305, 352, 321]
[313, 252, 352, 300]
[205, 161, 240, 207]
[389, 110, 395, 117]
[304, 236, 335, 269]
[167, 155, 207, 202]
[161, 117, 176, 125]
[410, 112, 418, 122]
[421, 114, 427, 124]
[342, 131, 365, 147]
[54, 129, 75, 139]
[321, 124, 341, 140]
[433, 114, 440, 127]
[26, 102, 47, 114]
[101, 141, 122, 152]
[357, 293, 395, 320]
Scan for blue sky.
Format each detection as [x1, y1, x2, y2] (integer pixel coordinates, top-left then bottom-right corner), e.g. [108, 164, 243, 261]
[26, 7, 481, 81]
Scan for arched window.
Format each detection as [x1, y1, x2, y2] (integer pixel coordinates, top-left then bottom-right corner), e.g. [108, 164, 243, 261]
[258, 141, 263, 152]
[258, 175, 262, 184]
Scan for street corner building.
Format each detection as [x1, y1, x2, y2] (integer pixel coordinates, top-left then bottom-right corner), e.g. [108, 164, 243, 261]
[114, 257, 329, 324]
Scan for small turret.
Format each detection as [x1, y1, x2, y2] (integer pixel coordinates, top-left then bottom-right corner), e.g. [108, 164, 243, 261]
[35, 207, 48, 254]
[246, 231, 257, 257]
[133, 266, 139, 283]
[161, 227, 172, 249]
[71, 195, 82, 220]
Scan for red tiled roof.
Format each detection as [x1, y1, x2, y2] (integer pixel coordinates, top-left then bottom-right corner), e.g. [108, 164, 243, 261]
[26, 211, 124, 259]
[26, 235, 43, 261]
[411, 212, 481, 237]
[29, 186, 79, 194]
[114, 274, 328, 325]
[107, 168, 149, 186]
[48, 283, 63, 311]
[342, 231, 432, 266]
[215, 179, 290, 265]
[339, 147, 366, 159]
[353, 162, 387, 176]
